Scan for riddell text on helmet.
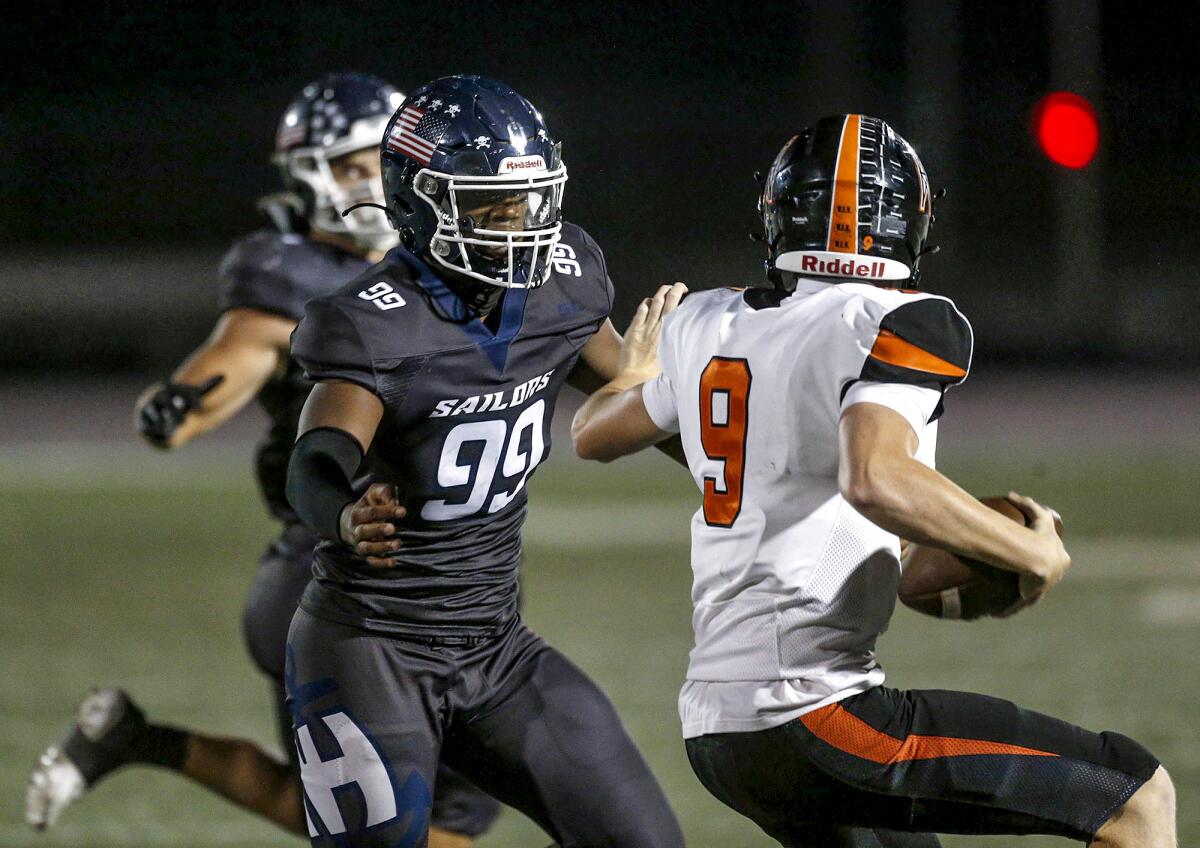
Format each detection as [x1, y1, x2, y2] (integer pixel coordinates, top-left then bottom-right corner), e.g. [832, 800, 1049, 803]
[776, 250, 911, 281]
[498, 155, 547, 173]
[802, 255, 887, 278]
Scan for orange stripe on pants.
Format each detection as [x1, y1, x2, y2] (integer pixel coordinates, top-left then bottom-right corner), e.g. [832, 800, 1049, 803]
[799, 703, 1058, 764]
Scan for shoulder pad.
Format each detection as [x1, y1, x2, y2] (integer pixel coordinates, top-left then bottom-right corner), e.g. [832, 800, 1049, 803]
[656, 287, 734, 345]
[290, 297, 377, 394]
[684, 287, 743, 310]
[662, 287, 738, 323]
[217, 230, 313, 321]
[859, 295, 973, 387]
[550, 222, 614, 319]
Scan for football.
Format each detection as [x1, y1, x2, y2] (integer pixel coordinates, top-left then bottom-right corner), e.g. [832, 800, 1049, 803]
[898, 496, 1063, 620]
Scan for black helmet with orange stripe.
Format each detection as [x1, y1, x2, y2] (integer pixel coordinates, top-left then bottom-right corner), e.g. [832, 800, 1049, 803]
[759, 114, 936, 290]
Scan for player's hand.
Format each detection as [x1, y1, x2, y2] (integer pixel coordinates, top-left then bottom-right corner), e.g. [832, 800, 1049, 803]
[1007, 491, 1070, 605]
[338, 483, 407, 569]
[617, 283, 687, 383]
[136, 375, 224, 449]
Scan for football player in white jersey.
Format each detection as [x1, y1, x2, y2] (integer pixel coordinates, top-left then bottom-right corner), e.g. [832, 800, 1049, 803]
[572, 115, 1176, 847]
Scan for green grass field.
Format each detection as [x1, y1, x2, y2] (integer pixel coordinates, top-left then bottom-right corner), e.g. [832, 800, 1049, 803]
[2, 445, 1198, 847]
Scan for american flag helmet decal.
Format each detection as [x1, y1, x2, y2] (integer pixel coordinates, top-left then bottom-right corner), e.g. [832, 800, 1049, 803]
[386, 104, 452, 165]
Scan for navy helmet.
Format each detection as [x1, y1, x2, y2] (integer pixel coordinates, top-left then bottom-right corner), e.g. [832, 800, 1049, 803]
[760, 114, 935, 289]
[273, 72, 405, 251]
[381, 75, 566, 292]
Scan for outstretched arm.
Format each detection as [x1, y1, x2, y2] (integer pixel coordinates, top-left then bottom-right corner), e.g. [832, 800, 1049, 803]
[565, 318, 623, 395]
[838, 401, 1070, 602]
[572, 284, 685, 462]
[135, 308, 293, 449]
[568, 315, 689, 466]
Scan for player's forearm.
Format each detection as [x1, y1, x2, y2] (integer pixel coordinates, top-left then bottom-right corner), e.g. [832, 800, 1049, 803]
[137, 341, 278, 449]
[575, 286, 684, 463]
[572, 384, 635, 462]
[841, 457, 1050, 577]
[156, 377, 261, 448]
[177, 342, 277, 429]
[572, 366, 672, 463]
[162, 408, 235, 448]
[285, 427, 363, 541]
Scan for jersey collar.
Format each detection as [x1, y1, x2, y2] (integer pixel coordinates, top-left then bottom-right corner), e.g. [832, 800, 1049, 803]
[390, 245, 529, 373]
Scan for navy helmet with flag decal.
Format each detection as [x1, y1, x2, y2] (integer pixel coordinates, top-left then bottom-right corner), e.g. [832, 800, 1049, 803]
[273, 72, 405, 251]
[380, 75, 567, 298]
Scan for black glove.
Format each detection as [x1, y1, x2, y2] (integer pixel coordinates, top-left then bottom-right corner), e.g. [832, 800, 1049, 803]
[137, 375, 224, 448]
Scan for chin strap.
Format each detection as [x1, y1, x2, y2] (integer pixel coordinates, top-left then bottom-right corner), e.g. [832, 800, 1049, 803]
[911, 187, 949, 284]
[444, 273, 505, 315]
[256, 192, 307, 234]
[340, 201, 394, 223]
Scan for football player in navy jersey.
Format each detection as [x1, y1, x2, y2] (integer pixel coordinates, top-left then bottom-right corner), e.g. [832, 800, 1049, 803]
[284, 75, 685, 848]
[26, 73, 501, 848]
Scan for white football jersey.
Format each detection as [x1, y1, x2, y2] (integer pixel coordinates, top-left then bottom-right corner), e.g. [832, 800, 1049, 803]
[641, 279, 972, 738]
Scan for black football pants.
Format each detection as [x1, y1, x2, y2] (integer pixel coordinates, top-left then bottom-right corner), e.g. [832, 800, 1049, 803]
[242, 523, 501, 837]
[286, 607, 685, 848]
[685, 685, 1159, 846]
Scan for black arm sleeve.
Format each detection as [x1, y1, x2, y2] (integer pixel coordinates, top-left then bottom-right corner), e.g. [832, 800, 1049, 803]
[285, 427, 365, 542]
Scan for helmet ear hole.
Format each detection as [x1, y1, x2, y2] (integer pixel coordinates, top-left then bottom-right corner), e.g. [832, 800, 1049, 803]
[390, 194, 416, 217]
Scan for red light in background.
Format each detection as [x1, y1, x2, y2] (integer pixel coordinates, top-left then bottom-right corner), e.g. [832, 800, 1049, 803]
[1033, 92, 1099, 169]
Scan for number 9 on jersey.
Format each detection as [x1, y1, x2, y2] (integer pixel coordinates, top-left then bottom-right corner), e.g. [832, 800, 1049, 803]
[699, 357, 752, 528]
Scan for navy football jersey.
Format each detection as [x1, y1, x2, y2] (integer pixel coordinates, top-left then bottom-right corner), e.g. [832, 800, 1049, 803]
[217, 229, 373, 521]
[290, 222, 613, 635]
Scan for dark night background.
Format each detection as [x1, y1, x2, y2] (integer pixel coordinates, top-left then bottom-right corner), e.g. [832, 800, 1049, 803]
[3, 8, 1200, 845]
[2, 0, 1197, 375]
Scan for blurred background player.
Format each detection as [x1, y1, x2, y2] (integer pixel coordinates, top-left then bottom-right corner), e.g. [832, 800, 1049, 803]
[572, 115, 1175, 846]
[25, 72, 501, 848]
[283, 74, 684, 847]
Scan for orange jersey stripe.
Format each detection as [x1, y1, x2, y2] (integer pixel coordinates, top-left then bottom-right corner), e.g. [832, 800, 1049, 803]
[869, 329, 967, 378]
[799, 704, 1057, 764]
[827, 114, 861, 254]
